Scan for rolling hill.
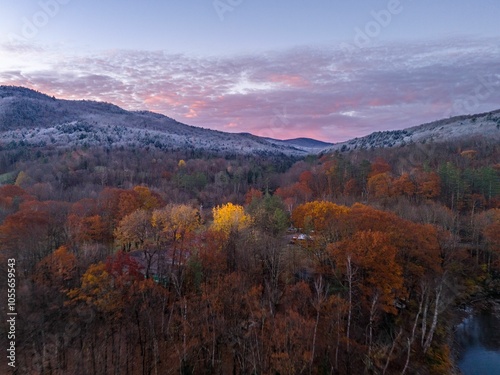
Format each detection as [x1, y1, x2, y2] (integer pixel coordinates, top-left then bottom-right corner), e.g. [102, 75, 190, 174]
[0, 86, 318, 156]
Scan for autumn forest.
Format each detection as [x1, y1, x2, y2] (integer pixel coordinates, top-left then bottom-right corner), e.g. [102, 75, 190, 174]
[1, 135, 499, 374]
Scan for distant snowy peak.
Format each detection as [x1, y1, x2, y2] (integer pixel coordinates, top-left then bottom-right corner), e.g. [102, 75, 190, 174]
[262, 137, 333, 153]
[272, 137, 332, 148]
[322, 110, 500, 154]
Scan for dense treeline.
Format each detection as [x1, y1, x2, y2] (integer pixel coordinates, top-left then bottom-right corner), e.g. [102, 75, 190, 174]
[0, 138, 499, 374]
[0, 146, 297, 206]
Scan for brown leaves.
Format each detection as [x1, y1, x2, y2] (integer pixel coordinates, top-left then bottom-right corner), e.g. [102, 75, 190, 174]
[330, 231, 403, 314]
[67, 262, 122, 314]
[244, 187, 263, 205]
[369, 157, 391, 177]
[348, 204, 442, 282]
[416, 171, 441, 199]
[367, 172, 393, 199]
[392, 173, 417, 197]
[291, 201, 349, 240]
[33, 246, 77, 291]
[0, 184, 34, 210]
[67, 252, 144, 317]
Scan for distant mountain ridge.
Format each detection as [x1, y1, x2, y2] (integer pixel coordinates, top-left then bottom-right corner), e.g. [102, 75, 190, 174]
[1, 86, 499, 157]
[267, 137, 333, 149]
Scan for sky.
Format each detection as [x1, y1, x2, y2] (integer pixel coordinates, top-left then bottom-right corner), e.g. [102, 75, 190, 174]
[0, 0, 499, 142]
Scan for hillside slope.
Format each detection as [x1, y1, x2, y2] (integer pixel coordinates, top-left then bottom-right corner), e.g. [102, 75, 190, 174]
[322, 110, 500, 153]
[0, 86, 311, 156]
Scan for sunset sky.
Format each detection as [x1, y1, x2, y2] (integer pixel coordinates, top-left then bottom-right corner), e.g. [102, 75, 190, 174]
[1, 0, 499, 142]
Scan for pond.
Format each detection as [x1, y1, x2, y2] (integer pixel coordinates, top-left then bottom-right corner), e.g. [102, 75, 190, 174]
[454, 305, 500, 375]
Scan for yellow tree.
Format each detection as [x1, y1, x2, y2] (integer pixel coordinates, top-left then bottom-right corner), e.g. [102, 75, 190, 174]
[152, 204, 201, 270]
[68, 252, 143, 313]
[152, 204, 201, 244]
[211, 203, 251, 272]
[211, 202, 251, 237]
[114, 209, 152, 251]
[67, 262, 124, 315]
[15, 171, 33, 188]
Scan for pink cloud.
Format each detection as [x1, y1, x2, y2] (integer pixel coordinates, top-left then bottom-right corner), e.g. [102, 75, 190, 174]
[268, 74, 309, 88]
[1, 38, 499, 142]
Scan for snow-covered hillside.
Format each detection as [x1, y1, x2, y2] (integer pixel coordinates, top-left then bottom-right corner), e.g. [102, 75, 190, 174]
[263, 137, 333, 154]
[322, 110, 500, 153]
[0, 86, 311, 156]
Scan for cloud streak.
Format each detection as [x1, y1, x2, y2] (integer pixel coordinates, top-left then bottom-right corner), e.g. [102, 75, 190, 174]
[1, 37, 499, 142]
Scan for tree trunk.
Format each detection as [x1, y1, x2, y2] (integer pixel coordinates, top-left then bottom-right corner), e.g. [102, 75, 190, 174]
[311, 308, 320, 372]
[382, 328, 402, 375]
[423, 282, 443, 353]
[402, 285, 425, 375]
[367, 293, 379, 363]
[346, 255, 354, 375]
[420, 291, 429, 347]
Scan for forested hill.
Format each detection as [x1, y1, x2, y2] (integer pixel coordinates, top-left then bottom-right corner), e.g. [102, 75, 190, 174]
[322, 109, 500, 153]
[0, 86, 314, 156]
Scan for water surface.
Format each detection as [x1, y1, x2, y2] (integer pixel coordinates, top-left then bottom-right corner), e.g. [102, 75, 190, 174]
[455, 307, 500, 375]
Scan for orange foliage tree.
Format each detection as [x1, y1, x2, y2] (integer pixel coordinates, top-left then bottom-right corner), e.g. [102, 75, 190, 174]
[133, 185, 164, 210]
[244, 187, 263, 205]
[392, 172, 417, 198]
[369, 157, 391, 177]
[0, 184, 34, 210]
[291, 201, 350, 242]
[67, 214, 110, 245]
[33, 245, 77, 291]
[416, 171, 441, 199]
[329, 230, 404, 361]
[68, 252, 143, 317]
[367, 172, 393, 199]
[0, 200, 69, 271]
[347, 204, 442, 287]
